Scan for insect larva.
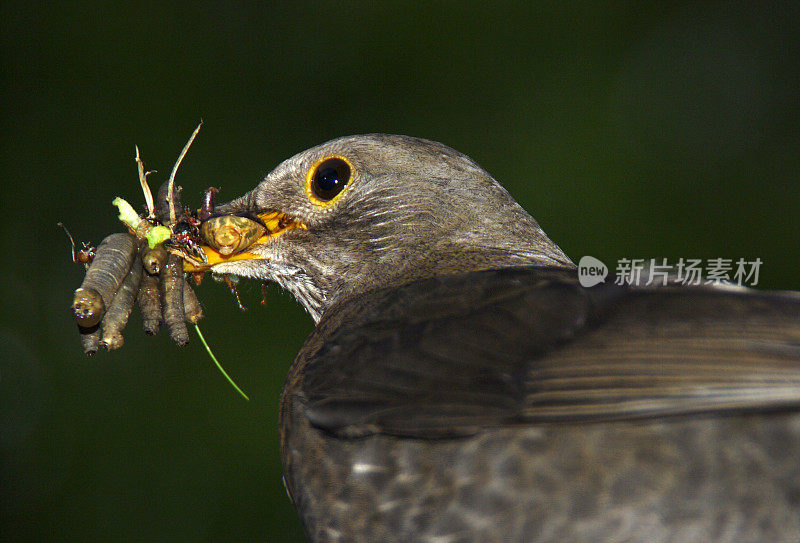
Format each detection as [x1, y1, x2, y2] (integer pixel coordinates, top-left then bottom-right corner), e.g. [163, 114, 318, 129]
[141, 243, 168, 275]
[161, 253, 189, 346]
[137, 272, 162, 335]
[100, 256, 143, 350]
[79, 325, 101, 356]
[72, 288, 106, 329]
[72, 126, 207, 353]
[72, 233, 138, 327]
[183, 279, 204, 324]
[198, 186, 219, 221]
[156, 179, 183, 227]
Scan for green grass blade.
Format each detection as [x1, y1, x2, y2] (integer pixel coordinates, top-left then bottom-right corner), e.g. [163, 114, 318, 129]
[194, 324, 250, 401]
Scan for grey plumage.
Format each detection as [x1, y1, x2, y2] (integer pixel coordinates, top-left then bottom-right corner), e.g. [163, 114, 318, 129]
[205, 135, 800, 541]
[215, 135, 572, 320]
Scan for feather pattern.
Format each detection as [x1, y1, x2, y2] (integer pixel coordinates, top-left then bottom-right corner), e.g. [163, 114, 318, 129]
[298, 268, 800, 438]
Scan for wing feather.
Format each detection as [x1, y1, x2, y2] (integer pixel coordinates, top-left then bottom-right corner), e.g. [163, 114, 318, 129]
[297, 268, 800, 438]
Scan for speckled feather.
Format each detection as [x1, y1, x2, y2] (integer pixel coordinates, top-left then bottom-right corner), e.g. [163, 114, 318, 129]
[284, 410, 800, 542]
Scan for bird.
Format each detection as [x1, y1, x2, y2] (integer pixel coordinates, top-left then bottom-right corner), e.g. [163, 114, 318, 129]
[196, 134, 800, 542]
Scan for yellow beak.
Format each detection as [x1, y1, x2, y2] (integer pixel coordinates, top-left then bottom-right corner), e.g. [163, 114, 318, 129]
[182, 211, 305, 272]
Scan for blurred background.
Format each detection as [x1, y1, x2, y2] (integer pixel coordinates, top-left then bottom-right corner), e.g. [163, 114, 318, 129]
[1, 2, 798, 541]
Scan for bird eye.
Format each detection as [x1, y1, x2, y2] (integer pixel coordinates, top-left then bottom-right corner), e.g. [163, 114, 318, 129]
[308, 157, 352, 203]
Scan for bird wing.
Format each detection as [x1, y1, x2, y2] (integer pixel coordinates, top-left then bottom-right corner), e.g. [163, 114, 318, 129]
[299, 268, 800, 438]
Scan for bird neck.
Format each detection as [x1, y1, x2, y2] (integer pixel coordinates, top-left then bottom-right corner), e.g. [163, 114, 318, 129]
[315, 241, 575, 323]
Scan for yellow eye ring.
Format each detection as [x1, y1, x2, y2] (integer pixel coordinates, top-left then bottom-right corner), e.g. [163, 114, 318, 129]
[305, 155, 355, 206]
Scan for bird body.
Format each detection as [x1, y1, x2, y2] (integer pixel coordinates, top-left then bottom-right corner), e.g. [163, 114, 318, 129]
[284, 399, 800, 542]
[280, 269, 800, 542]
[203, 135, 800, 541]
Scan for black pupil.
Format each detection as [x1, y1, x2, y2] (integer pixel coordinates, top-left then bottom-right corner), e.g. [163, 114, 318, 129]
[312, 159, 350, 201]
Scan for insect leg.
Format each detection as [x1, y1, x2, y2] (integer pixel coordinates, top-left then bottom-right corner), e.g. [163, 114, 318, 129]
[57, 222, 78, 263]
[223, 274, 247, 311]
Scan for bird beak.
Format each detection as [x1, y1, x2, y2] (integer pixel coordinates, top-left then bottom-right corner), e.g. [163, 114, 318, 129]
[182, 245, 265, 272]
[182, 211, 306, 273]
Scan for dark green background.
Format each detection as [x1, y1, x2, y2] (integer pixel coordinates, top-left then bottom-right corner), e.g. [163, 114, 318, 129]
[2, 2, 798, 541]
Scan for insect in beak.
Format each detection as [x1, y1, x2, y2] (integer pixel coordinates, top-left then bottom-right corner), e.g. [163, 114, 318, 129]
[200, 214, 268, 256]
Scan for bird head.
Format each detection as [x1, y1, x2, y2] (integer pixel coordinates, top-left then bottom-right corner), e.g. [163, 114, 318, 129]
[192, 134, 573, 321]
